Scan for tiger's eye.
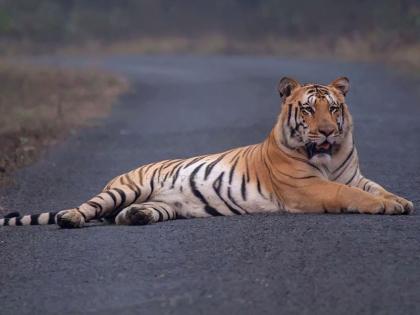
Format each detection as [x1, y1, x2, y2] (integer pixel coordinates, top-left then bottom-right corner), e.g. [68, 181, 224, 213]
[301, 107, 313, 115]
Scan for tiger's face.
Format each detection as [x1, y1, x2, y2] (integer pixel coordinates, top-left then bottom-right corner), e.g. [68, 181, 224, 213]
[276, 77, 352, 162]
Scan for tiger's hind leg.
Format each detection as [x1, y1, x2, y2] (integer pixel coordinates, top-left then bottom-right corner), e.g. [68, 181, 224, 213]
[115, 201, 176, 226]
[56, 185, 142, 228]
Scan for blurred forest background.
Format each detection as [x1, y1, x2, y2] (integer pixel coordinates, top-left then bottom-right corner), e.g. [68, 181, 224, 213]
[0, 0, 419, 67]
[0, 0, 418, 186]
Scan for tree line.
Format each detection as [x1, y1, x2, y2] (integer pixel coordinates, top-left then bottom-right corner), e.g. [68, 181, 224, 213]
[0, 0, 418, 46]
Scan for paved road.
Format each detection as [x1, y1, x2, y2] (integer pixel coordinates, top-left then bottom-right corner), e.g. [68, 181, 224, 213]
[1, 55, 419, 315]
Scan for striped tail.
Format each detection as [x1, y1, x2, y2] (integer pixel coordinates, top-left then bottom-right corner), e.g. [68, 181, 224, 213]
[0, 211, 58, 226]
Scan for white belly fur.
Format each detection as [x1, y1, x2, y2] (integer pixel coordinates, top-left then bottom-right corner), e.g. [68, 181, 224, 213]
[149, 161, 280, 218]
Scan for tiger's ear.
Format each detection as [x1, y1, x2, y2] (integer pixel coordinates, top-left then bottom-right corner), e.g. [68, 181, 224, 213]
[330, 77, 350, 96]
[277, 77, 300, 101]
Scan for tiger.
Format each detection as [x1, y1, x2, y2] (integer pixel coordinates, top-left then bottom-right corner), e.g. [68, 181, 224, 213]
[0, 76, 414, 228]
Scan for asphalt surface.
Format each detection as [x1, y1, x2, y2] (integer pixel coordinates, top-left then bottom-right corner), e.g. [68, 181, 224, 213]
[0, 55, 419, 315]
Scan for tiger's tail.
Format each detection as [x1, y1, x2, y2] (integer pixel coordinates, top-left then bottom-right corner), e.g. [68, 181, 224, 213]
[0, 211, 58, 226]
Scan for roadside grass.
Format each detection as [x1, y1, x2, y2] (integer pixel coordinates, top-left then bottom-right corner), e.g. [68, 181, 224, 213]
[58, 35, 420, 74]
[0, 62, 128, 186]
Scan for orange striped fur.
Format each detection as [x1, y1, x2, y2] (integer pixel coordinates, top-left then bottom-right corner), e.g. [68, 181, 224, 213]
[1, 77, 413, 228]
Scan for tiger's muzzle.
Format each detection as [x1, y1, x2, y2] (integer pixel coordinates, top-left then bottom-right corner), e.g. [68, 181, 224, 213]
[305, 141, 333, 159]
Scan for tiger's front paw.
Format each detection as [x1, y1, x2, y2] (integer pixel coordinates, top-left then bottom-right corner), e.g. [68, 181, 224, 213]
[361, 198, 407, 215]
[56, 209, 85, 228]
[384, 194, 414, 214]
[381, 199, 408, 215]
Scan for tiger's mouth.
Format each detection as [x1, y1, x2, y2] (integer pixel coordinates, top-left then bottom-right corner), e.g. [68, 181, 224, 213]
[305, 141, 333, 159]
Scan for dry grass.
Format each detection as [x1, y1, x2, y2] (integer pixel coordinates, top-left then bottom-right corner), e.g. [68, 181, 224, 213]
[0, 62, 128, 185]
[60, 35, 420, 74]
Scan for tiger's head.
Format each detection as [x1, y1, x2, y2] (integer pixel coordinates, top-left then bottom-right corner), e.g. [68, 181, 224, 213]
[275, 76, 352, 163]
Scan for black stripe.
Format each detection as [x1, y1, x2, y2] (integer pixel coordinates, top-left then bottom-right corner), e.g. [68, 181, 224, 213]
[190, 163, 223, 216]
[124, 174, 137, 187]
[142, 164, 154, 176]
[30, 214, 40, 225]
[287, 104, 292, 126]
[211, 172, 242, 215]
[362, 179, 369, 191]
[227, 187, 248, 214]
[245, 160, 251, 182]
[241, 175, 247, 201]
[48, 212, 56, 224]
[120, 176, 127, 185]
[87, 201, 104, 213]
[114, 188, 127, 209]
[127, 176, 137, 186]
[212, 172, 224, 193]
[106, 191, 117, 206]
[153, 208, 164, 221]
[345, 168, 358, 185]
[355, 176, 364, 187]
[168, 160, 185, 177]
[184, 156, 206, 168]
[146, 169, 158, 200]
[161, 207, 171, 220]
[229, 157, 239, 184]
[281, 127, 295, 150]
[156, 163, 166, 180]
[15, 217, 22, 226]
[333, 146, 355, 174]
[229, 150, 243, 163]
[171, 166, 182, 188]
[3, 218, 9, 226]
[256, 177, 264, 197]
[205, 205, 223, 216]
[76, 208, 87, 221]
[242, 147, 252, 182]
[162, 159, 182, 170]
[333, 155, 356, 181]
[241, 146, 251, 159]
[204, 153, 228, 180]
[4, 212, 20, 219]
[163, 171, 170, 182]
[86, 200, 103, 217]
[126, 183, 141, 201]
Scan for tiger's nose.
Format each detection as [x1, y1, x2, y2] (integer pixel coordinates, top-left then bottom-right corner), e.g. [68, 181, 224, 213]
[318, 125, 335, 137]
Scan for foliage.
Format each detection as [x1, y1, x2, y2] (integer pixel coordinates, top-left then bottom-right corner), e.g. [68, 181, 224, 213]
[0, 0, 418, 46]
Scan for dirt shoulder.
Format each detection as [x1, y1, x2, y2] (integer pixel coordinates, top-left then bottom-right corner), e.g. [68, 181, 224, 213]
[0, 61, 128, 186]
[58, 36, 420, 75]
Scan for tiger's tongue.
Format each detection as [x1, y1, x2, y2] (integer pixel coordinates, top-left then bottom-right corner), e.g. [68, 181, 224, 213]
[317, 142, 331, 150]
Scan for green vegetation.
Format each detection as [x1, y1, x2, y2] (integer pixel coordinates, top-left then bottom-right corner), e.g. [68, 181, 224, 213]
[0, 1, 418, 44]
[0, 1, 418, 68]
